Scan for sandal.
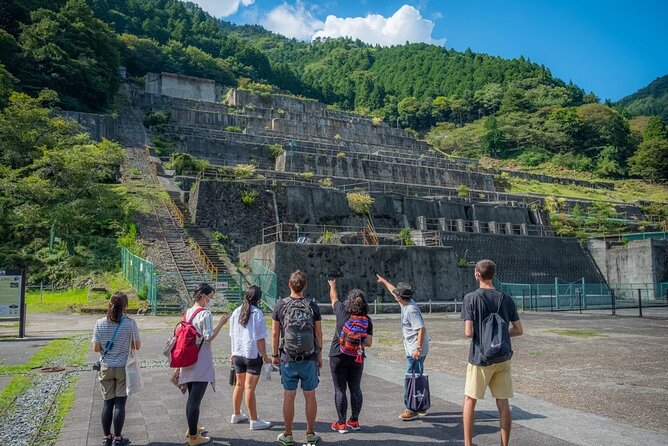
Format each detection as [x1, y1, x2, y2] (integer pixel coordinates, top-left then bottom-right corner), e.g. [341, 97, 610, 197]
[102, 436, 113, 446]
[113, 437, 131, 446]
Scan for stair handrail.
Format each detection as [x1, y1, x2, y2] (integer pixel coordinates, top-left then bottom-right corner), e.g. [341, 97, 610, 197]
[169, 200, 185, 227]
[191, 238, 219, 278]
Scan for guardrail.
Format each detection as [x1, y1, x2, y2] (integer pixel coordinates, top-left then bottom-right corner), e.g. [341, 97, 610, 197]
[190, 239, 218, 277]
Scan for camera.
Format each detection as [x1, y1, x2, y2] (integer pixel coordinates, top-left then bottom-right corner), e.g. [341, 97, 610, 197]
[92, 361, 101, 371]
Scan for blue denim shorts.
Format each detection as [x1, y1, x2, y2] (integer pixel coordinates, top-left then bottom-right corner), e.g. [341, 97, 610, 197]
[280, 360, 319, 391]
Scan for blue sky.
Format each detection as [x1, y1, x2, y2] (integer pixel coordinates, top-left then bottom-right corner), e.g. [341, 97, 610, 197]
[191, 0, 668, 101]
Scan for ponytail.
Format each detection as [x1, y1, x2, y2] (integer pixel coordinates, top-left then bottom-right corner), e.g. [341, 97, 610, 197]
[239, 285, 262, 327]
[192, 283, 215, 303]
[107, 292, 128, 323]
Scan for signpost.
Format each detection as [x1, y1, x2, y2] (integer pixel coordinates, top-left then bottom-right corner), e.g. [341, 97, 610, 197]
[0, 269, 26, 337]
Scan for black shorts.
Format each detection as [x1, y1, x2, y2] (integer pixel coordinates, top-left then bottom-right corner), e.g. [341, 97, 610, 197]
[233, 355, 263, 375]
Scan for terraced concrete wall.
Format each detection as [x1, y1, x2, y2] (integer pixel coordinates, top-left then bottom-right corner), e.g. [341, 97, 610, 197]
[240, 242, 478, 303]
[191, 182, 534, 240]
[278, 151, 497, 191]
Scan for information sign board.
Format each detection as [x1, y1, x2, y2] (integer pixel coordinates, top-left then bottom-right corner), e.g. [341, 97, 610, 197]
[0, 269, 26, 337]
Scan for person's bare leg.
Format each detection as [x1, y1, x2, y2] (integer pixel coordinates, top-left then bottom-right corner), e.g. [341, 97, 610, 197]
[244, 374, 261, 420]
[283, 390, 297, 435]
[463, 395, 477, 446]
[304, 390, 318, 434]
[496, 398, 512, 446]
[233, 373, 246, 415]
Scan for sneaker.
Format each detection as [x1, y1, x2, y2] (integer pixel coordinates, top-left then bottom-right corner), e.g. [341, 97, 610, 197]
[305, 432, 322, 444]
[113, 437, 130, 446]
[399, 409, 418, 421]
[250, 419, 272, 430]
[184, 427, 208, 437]
[102, 437, 113, 446]
[346, 420, 360, 431]
[276, 432, 294, 446]
[331, 421, 348, 433]
[187, 435, 211, 446]
[230, 412, 249, 424]
[418, 410, 428, 417]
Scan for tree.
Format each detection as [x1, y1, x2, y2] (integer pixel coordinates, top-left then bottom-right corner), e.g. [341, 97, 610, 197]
[480, 115, 508, 157]
[628, 139, 668, 182]
[18, 0, 121, 111]
[643, 116, 668, 141]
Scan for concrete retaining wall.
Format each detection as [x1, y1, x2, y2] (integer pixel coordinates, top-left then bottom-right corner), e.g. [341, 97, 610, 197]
[240, 242, 478, 303]
[145, 72, 216, 102]
[59, 111, 117, 141]
[588, 239, 668, 288]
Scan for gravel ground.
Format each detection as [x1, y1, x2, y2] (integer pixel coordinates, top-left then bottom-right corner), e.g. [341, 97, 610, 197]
[359, 310, 668, 433]
[0, 373, 69, 446]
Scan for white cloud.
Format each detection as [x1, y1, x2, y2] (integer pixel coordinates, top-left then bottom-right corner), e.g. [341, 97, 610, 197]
[261, 2, 324, 40]
[187, 0, 255, 18]
[313, 5, 445, 46]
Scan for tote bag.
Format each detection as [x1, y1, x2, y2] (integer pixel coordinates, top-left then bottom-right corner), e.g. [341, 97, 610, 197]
[126, 329, 144, 396]
[404, 373, 431, 413]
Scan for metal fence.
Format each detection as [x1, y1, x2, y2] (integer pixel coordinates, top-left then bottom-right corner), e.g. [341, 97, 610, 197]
[120, 248, 157, 314]
[499, 278, 668, 314]
[251, 259, 278, 309]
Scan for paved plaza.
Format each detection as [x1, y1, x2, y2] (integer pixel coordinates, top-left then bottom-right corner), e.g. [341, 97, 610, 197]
[22, 328, 662, 446]
[3, 312, 668, 445]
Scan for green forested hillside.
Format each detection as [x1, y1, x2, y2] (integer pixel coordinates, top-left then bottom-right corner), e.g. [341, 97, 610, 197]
[0, 0, 666, 185]
[616, 75, 668, 122]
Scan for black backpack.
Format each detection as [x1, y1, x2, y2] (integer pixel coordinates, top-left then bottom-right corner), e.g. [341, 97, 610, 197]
[280, 297, 316, 358]
[478, 292, 513, 364]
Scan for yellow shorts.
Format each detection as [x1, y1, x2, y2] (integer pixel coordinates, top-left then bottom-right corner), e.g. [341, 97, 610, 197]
[99, 366, 127, 400]
[464, 360, 513, 400]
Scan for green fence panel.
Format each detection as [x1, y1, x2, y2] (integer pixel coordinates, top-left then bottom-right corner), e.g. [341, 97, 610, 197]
[500, 279, 668, 311]
[120, 248, 157, 314]
[251, 259, 278, 310]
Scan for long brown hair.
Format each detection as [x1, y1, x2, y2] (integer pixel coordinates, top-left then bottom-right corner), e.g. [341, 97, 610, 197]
[239, 285, 262, 327]
[344, 289, 369, 316]
[107, 292, 128, 323]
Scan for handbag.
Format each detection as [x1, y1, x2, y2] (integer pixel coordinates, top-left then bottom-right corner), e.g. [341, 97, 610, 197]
[404, 372, 431, 413]
[126, 328, 144, 396]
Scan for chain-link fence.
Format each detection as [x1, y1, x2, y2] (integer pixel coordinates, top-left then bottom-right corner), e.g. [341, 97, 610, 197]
[499, 278, 668, 314]
[120, 248, 156, 314]
[251, 259, 278, 309]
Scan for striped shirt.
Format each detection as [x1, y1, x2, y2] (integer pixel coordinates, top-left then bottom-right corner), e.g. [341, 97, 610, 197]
[92, 316, 140, 367]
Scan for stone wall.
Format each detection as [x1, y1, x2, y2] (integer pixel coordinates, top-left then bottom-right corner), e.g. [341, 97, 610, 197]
[588, 239, 668, 294]
[440, 232, 605, 283]
[59, 111, 117, 141]
[240, 242, 478, 303]
[145, 72, 216, 102]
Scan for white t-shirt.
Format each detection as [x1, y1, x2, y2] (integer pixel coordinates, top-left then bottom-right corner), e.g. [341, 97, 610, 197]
[229, 305, 267, 359]
[184, 306, 213, 341]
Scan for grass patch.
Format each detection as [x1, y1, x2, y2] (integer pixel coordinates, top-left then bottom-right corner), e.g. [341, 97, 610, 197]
[26, 272, 138, 313]
[34, 375, 78, 446]
[0, 336, 89, 374]
[547, 328, 603, 338]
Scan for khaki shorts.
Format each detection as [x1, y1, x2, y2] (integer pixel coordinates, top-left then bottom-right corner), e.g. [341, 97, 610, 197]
[464, 360, 513, 400]
[99, 366, 127, 400]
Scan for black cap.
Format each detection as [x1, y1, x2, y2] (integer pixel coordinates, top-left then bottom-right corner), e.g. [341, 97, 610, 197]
[393, 282, 413, 299]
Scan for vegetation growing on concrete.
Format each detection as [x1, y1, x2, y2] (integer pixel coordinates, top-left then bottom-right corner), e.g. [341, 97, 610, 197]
[347, 191, 374, 215]
[241, 189, 259, 207]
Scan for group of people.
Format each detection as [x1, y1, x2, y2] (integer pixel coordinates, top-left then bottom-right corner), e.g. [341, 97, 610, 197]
[91, 259, 523, 446]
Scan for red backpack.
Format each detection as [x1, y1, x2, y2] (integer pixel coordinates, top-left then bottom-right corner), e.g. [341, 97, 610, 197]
[169, 307, 206, 368]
